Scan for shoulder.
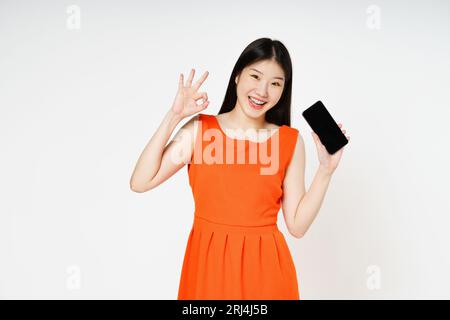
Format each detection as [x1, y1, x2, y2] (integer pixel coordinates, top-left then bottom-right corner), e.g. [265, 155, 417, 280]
[197, 112, 216, 123]
[283, 125, 299, 134]
[177, 113, 208, 138]
[185, 113, 216, 135]
[282, 126, 303, 163]
[183, 113, 202, 128]
[289, 127, 303, 149]
[283, 126, 300, 142]
[185, 113, 210, 127]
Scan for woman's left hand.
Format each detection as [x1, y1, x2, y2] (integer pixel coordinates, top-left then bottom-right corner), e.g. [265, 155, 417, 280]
[311, 123, 350, 175]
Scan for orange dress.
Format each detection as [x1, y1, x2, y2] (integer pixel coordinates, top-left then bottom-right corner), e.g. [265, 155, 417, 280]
[177, 113, 300, 300]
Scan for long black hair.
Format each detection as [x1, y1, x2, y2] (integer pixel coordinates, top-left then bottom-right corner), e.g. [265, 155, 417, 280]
[218, 38, 293, 127]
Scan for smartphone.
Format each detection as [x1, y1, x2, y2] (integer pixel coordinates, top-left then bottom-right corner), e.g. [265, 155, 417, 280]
[302, 100, 348, 154]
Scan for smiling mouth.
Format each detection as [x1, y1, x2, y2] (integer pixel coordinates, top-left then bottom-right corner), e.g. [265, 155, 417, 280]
[248, 96, 267, 109]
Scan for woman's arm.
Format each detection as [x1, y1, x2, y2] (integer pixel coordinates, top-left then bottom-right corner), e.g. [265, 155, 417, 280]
[129, 68, 209, 193]
[292, 166, 333, 238]
[281, 134, 306, 238]
[129, 110, 198, 193]
[282, 124, 349, 238]
[282, 134, 333, 238]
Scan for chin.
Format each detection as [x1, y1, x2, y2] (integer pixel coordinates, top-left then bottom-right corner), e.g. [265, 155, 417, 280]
[243, 106, 267, 119]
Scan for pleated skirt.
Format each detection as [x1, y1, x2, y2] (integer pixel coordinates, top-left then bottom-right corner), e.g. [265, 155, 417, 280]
[177, 216, 300, 300]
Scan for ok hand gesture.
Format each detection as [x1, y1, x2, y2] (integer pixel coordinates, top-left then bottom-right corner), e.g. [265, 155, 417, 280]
[171, 68, 210, 120]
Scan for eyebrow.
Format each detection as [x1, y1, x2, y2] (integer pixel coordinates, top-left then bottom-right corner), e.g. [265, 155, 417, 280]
[249, 68, 285, 81]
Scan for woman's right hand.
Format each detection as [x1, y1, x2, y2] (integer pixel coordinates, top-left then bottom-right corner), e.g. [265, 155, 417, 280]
[171, 68, 209, 120]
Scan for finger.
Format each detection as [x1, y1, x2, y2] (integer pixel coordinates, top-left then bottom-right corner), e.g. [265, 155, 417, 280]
[338, 123, 342, 127]
[313, 132, 325, 146]
[342, 130, 346, 134]
[186, 68, 195, 87]
[197, 99, 209, 110]
[178, 73, 184, 90]
[193, 71, 209, 91]
[194, 92, 208, 102]
[195, 93, 208, 107]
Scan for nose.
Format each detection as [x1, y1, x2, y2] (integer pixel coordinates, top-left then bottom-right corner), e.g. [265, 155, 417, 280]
[255, 81, 269, 98]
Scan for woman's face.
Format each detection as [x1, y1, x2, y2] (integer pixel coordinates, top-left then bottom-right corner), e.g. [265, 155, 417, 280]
[235, 59, 285, 118]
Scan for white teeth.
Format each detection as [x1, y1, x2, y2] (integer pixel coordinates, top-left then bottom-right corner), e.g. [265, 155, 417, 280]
[249, 97, 266, 105]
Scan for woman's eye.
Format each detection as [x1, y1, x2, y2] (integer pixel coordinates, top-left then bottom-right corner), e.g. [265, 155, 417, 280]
[251, 74, 281, 86]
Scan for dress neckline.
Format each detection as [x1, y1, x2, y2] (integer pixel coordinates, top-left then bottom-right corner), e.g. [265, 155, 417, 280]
[210, 115, 285, 144]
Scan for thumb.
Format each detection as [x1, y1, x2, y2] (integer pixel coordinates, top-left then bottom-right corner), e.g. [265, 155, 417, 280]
[312, 132, 323, 146]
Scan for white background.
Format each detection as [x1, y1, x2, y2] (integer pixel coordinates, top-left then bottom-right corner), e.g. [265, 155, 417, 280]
[1, 0, 449, 299]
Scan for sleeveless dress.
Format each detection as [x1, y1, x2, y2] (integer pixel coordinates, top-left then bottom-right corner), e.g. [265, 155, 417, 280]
[177, 113, 300, 300]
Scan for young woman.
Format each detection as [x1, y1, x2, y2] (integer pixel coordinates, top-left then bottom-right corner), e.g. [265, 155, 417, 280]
[130, 38, 350, 300]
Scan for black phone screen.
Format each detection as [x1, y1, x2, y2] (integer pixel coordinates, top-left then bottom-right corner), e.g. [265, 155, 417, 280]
[302, 100, 348, 154]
